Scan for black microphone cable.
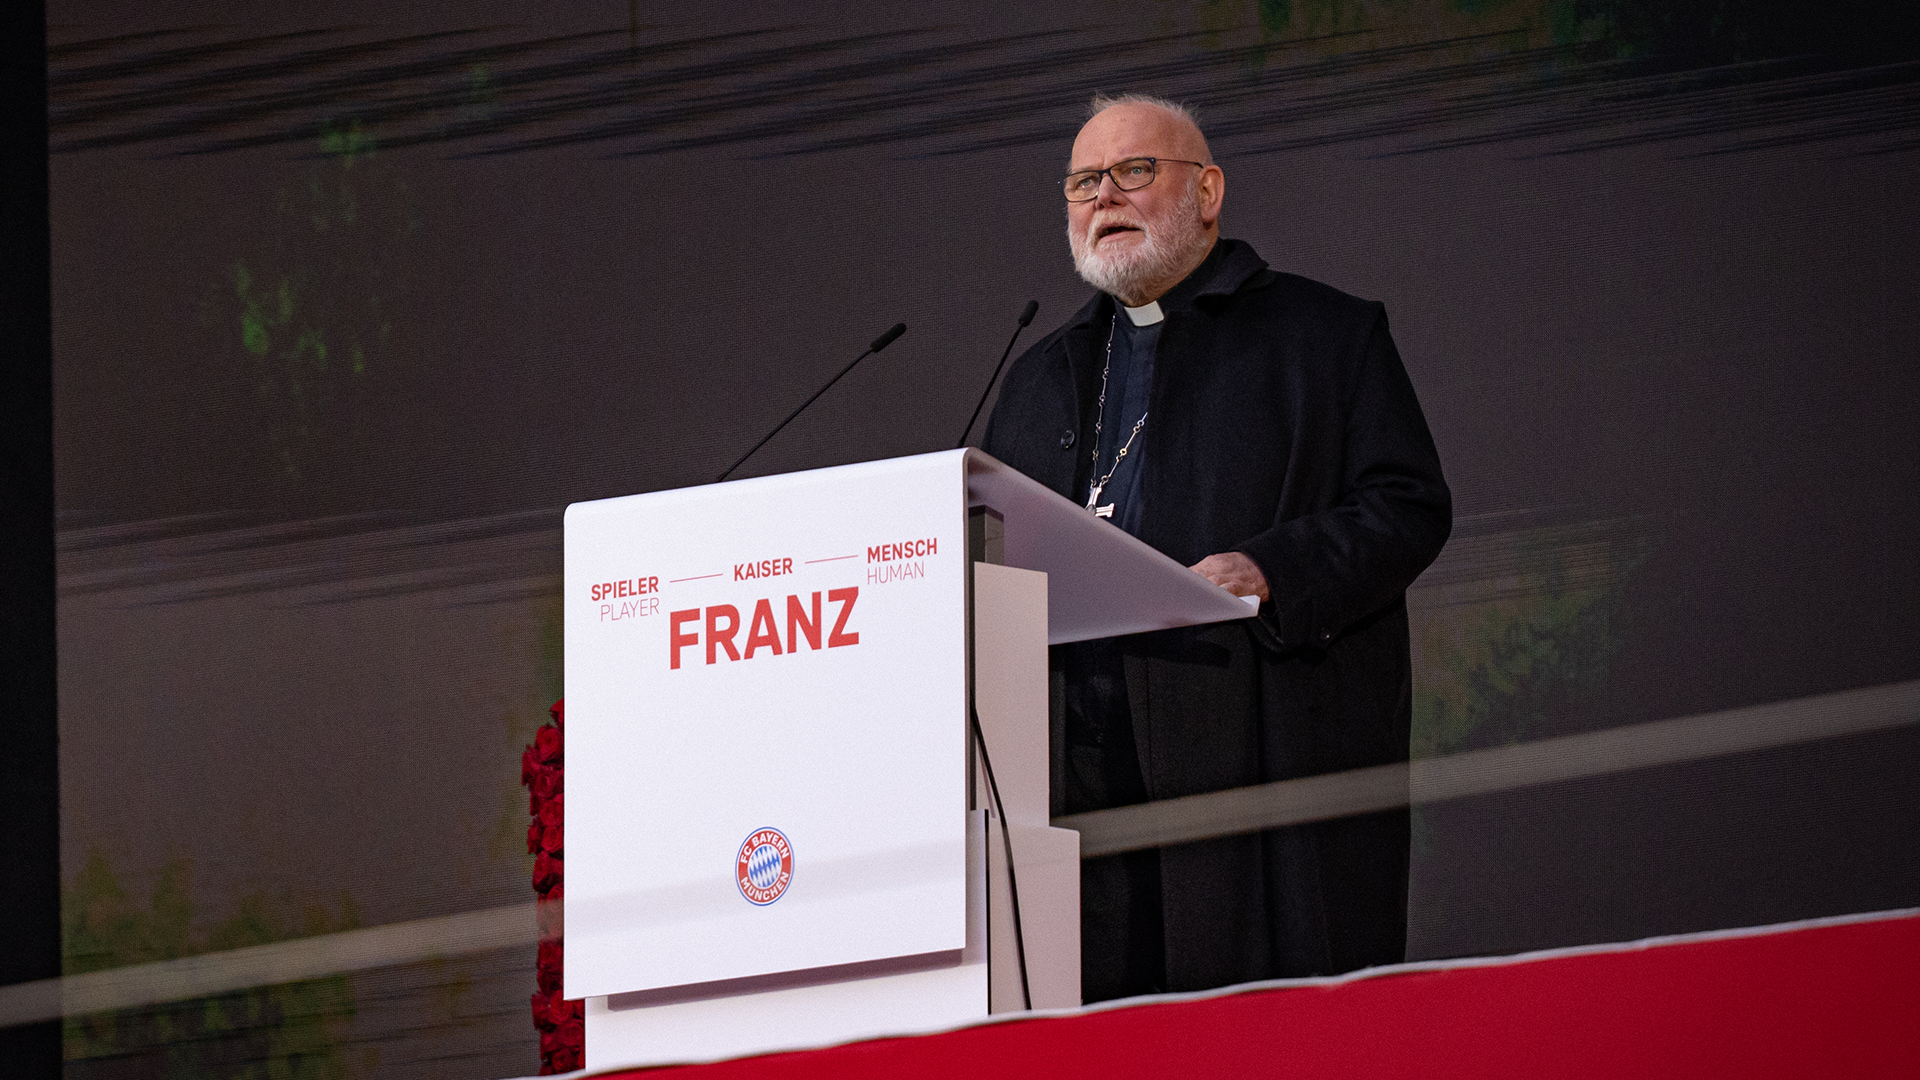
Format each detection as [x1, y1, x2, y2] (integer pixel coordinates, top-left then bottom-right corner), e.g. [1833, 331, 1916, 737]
[718, 322, 907, 483]
[969, 699, 1032, 1010]
[956, 301, 1038, 450]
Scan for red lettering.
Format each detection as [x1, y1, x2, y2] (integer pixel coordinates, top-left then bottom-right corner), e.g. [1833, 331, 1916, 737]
[597, 576, 660, 601]
[827, 587, 860, 648]
[706, 604, 741, 664]
[744, 598, 783, 658]
[787, 592, 822, 652]
[866, 539, 938, 564]
[669, 608, 700, 670]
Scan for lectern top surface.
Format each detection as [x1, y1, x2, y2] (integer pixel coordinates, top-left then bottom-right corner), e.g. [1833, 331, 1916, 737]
[961, 450, 1255, 644]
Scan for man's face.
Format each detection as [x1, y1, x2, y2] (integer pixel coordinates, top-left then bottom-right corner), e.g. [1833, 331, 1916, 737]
[1065, 103, 1222, 303]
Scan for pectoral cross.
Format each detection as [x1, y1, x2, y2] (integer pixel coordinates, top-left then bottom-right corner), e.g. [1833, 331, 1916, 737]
[1085, 485, 1113, 518]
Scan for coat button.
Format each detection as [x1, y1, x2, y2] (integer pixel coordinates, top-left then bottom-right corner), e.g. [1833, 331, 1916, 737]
[1059, 430, 1076, 450]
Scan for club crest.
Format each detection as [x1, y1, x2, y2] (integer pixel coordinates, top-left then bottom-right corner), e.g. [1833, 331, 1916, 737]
[735, 827, 793, 905]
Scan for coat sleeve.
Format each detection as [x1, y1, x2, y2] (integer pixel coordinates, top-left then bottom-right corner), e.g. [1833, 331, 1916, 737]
[1233, 311, 1451, 650]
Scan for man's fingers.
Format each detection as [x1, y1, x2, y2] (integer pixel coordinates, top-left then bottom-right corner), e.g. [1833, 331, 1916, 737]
[1191, 565, 1230, 587]
[1187, 552, 1270, 602]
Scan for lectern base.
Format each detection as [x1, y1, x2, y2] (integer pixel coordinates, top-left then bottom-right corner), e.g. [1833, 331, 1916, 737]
[584, 949, 989, 1071]
[584, 815, 992, 1071]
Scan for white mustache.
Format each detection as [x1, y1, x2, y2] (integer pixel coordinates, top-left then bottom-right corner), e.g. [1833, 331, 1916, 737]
[1084, 214, 1148, 247]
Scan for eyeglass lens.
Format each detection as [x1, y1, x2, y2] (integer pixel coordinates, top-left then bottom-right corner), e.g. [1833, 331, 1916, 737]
[1063, 158, 1157, 201]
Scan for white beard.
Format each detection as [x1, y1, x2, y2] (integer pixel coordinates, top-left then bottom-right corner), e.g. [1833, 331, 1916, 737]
[1069, 179, 1211, 304]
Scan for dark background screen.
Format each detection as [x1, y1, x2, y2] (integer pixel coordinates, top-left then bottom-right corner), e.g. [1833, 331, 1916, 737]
[44, 1, 1920, 1075]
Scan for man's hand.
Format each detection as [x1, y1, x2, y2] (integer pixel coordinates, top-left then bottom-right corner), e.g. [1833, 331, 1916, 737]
[1190, 551, 1269, 602]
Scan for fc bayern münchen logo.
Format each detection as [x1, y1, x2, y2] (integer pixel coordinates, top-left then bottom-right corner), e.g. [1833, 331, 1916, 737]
[736, 827, 793, 906]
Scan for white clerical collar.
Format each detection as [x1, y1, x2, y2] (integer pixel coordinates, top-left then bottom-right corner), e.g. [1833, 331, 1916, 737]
[1123, 299, 1165, 326]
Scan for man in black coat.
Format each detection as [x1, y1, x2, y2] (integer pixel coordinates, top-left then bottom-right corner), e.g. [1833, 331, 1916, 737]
[982, 94, 1451, 1002]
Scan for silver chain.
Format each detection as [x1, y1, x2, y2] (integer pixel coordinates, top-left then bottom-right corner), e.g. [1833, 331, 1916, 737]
[1086, 312, 1148, 512]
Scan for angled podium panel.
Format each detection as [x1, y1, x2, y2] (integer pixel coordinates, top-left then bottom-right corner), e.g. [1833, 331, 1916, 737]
[564, 449, 1250, 1071]
[963, 451, 1258, 642]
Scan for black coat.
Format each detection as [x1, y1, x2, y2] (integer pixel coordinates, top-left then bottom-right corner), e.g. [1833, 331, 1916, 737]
[983, 238, 1451, 987]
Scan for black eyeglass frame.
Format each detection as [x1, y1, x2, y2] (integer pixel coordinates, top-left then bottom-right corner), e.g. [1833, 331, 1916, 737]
[1062, 156, 1209, 202]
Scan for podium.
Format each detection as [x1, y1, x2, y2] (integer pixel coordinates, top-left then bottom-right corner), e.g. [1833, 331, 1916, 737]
[563, 449, 1253, 1070]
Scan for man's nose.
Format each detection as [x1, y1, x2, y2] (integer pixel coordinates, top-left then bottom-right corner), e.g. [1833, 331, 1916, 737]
[1093, 173, 1128, 208]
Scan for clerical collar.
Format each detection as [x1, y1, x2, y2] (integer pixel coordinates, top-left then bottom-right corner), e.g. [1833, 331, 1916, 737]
[1122, 300, 1164, 326]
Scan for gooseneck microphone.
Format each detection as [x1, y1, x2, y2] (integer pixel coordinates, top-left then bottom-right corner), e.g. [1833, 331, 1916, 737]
[716, 322, 907, 483]
[955, 300, 1039, 450]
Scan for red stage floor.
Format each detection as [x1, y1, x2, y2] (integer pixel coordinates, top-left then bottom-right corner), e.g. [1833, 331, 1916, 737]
[580, 909, 1920, 1078]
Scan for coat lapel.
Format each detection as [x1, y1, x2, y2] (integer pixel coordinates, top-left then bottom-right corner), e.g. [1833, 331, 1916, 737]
[1057, 293, 1110, 498]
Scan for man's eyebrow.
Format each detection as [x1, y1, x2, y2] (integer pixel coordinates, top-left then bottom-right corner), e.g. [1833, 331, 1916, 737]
[1064, 156, 1130, 175]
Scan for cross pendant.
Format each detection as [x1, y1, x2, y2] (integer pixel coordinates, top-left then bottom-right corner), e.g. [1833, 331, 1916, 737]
[1085, 483, 1104, 512]
[1094, 504, 1114, 518]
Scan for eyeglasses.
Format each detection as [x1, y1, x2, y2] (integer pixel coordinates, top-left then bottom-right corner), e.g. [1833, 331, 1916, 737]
[1062, 157, 1207, 202]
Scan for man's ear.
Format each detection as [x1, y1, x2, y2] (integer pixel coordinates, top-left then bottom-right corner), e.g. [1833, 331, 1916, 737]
[1200, 166, 1225, 228]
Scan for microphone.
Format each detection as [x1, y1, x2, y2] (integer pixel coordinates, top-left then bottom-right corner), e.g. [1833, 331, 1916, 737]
[716, 322, 908, 483]
[869, 322, 906, 353]
[955, 300, 1039, 450]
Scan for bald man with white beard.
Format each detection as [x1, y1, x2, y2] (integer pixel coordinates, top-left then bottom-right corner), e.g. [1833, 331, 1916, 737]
[983, 95, 1452, 1001]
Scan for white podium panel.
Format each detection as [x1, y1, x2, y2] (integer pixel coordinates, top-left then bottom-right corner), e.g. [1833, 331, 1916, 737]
[565, 453, 971, 999]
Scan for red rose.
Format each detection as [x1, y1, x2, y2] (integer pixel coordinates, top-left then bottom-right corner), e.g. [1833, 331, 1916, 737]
[535, 725, 563, 765]
[533, 851, 561, 893]
[536, 793, 562, 853]
[532, 700, 572, 1069]
[536, 941, 562, 993]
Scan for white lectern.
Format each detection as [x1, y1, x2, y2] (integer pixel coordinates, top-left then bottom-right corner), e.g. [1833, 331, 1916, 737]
[564, 449, 1252, 1070]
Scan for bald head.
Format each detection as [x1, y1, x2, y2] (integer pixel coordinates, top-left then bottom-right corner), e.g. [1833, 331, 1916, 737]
[1071, 98, 1213, 173]
[1064, 95, 1224, 306]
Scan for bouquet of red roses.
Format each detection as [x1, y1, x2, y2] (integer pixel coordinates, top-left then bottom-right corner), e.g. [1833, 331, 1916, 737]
[523, 699, 583, 1074]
